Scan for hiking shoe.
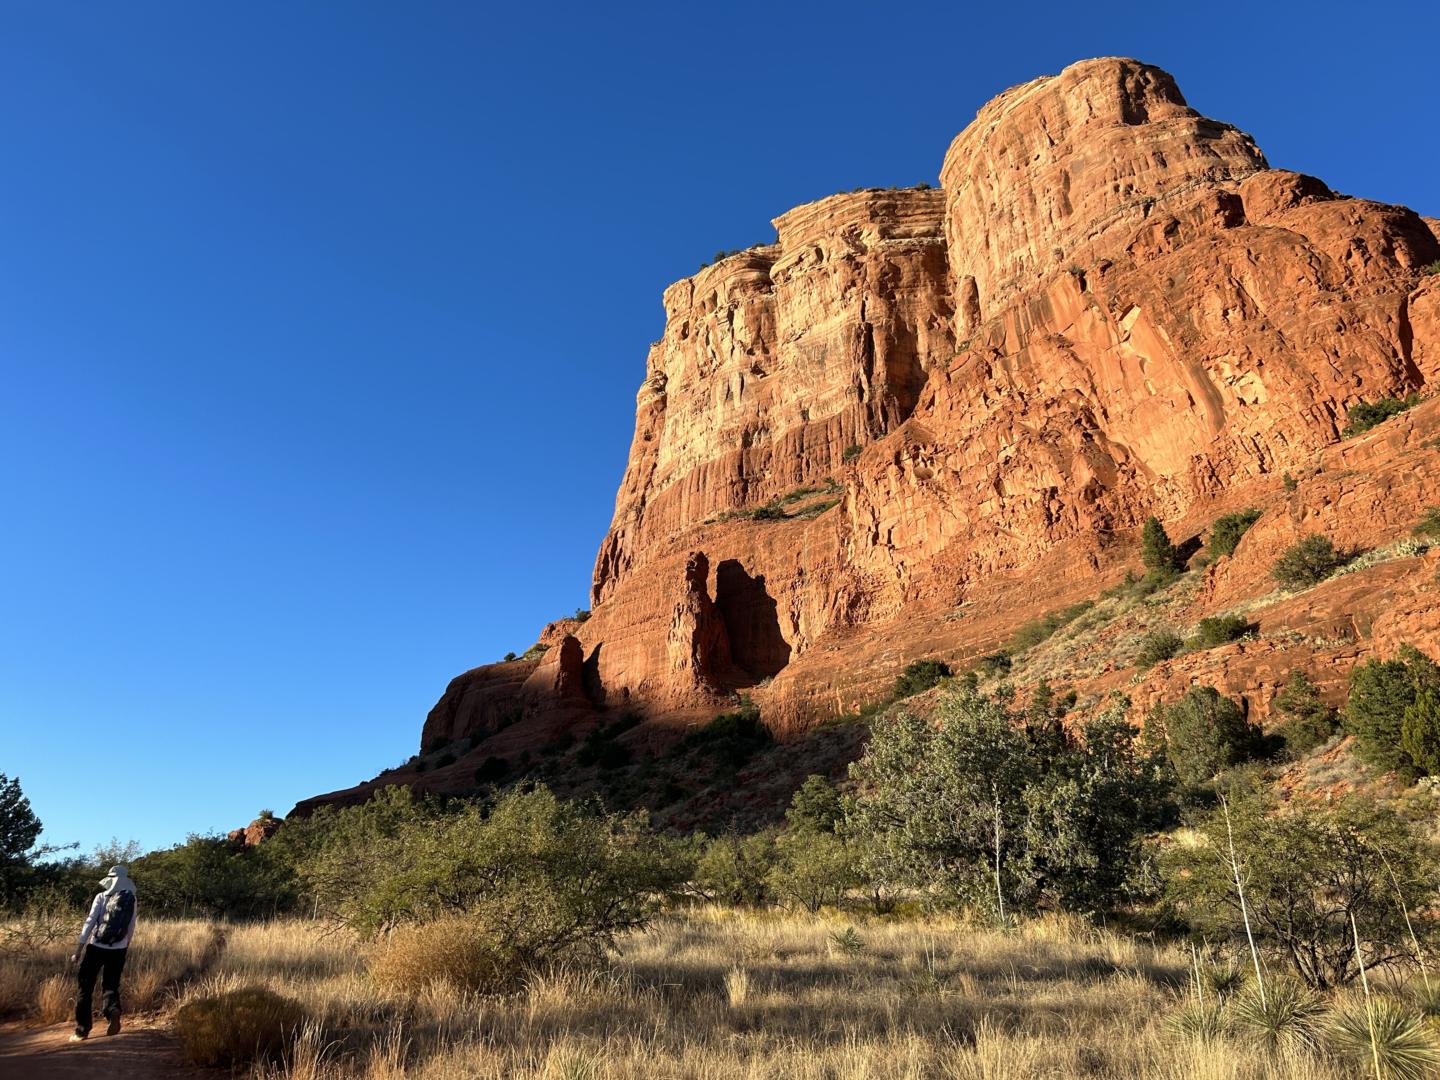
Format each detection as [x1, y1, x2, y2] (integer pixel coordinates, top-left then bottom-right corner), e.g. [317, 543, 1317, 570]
[105, 1013, 121, 1036]
[69, 1031, 87, 1042]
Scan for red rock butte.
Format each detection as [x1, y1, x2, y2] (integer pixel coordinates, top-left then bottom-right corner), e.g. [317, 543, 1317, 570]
[296, 57, 1440, 814]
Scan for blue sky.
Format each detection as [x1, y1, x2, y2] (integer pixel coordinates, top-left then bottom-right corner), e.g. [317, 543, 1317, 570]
[3, 1, 1437, 856]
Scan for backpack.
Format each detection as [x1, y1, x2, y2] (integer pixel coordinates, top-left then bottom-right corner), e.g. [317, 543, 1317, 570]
[94, 890, 135, 946]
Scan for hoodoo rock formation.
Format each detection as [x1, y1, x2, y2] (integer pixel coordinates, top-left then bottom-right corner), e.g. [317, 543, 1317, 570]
[297, 57, 1440, 817]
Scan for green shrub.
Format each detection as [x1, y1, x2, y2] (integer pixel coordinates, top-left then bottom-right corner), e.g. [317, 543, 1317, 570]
[1162, 794, 1435, 989]
[1151, 685, 1261, 786]
[1271, 535, 1348, 590]
[1135, 628, 1185, 669]
[1189, 614, 1252, 650]
[975, 652, 1012, 677]
[1413, 506, 1440, 540]
[174, 986, 307, 1067]
[1283, 472, 1299, 492]
[694, 832, 774, 906]
[1271, 672, 1338, 759]
[892, 659, 951, 699]
[766, 829, 857, 913]
[841, 444, 862, 463]
[290, 786, 682, 939]
[1343, 392, 1422, 437]
[1207, 509, 1262, 558]
[502, 651, 517, 662]
[573, 607, 591, 623]
[1141, 516, 1184, 574]
[1401, 689, 1440, 775]
[1344, 645, 1440, 777]
[748, 501, 787, 521]
[785, 775, 842, 833]
[1006, 601, 1095, 653]
[844, 690, 1172, 916]
[678, 700, 772, 767]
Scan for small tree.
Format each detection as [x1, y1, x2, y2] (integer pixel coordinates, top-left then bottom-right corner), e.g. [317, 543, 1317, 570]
[1136, 628, 1185, 669]
[1163, 794, 1436, 989]
[1272, 672, 1338, 759]
[1271, 535, 1347, 590]
[1154, 685, 1262, 787]
[693, 832, 774, 907]
[1400, 688, 1440, 776]
[1344, 646, 1440, 778]
[1141, 516, 1183, 574]
[892, 659, 950, 699]
[786, 775, 842, 833]
[1208, 509, 1263, 558]
[767, 829, 857, 913]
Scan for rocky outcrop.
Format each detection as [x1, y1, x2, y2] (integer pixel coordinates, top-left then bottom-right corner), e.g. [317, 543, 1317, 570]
[297, 57, 1439, 815]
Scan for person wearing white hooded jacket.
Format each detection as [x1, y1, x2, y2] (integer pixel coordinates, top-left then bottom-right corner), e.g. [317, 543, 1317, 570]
[69, 864, 138, 1040]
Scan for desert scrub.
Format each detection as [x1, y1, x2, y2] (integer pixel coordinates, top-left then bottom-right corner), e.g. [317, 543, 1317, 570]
[1271, 535, 1349, 590]
[1135, 627, 1185, 669]
[1207, 508, 1262, 557]
[1342, 392, 1423, 436]
[173, 985, 307, 1067]
[1188, 614, 1253, 650]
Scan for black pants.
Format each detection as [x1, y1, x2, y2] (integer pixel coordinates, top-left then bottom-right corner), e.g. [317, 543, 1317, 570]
[74, 944, 127, 1034]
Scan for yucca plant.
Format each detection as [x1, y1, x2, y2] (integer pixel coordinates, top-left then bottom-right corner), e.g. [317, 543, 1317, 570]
[1165, 1001, 1228, 1042]
[829, 926, 866, 958]
[1229, 979, 1326, 1051]
[1408, 978, 1440, 1019]
[1202, 960, 1248, 1003]
[1327, 998, 1440, 1080]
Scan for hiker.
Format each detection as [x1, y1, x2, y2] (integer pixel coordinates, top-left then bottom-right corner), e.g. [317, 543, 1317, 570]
[69, 864, 138, 1041]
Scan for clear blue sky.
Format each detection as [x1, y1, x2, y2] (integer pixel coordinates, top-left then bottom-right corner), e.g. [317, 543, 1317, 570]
[3, 1, 1436, 857]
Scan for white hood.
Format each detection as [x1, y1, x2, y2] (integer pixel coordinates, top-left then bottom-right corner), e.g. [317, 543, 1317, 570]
[99, 864, 135, 895]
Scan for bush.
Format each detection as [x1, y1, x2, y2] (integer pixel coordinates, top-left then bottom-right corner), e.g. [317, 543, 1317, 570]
[1163, 794, 1435, 989]
[1271, 672, 1338, 759]
[371, 913, 527, 994]
[766, 829, 857, 913]
[1343, 392, 1422, 437]
[1283, 472, 1299, 492]
[892, 659, 950, 699]
[1345, 646, 1440, 777]
[975, 652, 1012, 677]
[694, 832, 774, 906]
[785, 775, 842, 833]
[1189, 614, 1252, 650]
[1414, 506, 1440, 540]
[1207, 509, 1262, 558]
[844, 689, 1172, 916]
[1006, 601, 1095, 653]
[174, 986, 307, 1067]
[290, 786, 683, 941]
[502, 651, 517, 662]
[1271, 535, 1348, 590]
[1141, 516, 1184, 574]
[841, 444, 862, 463]
[678, 701, 772, 767]
[1135, 628, 1184, 669]
[1401, 689, 1440, 775]
[1151, 685, 1262, 786]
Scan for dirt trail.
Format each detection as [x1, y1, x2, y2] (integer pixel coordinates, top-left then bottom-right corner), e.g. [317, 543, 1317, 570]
[0, 1020, 207, 1079]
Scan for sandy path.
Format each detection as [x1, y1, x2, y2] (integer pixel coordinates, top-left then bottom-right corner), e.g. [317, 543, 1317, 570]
[0, 1020, 209, 1079]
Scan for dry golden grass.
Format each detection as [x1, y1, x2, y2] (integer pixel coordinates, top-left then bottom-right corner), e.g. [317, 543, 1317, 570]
[163, 910, 1385, 1079]
[0, 915, 218, 1024]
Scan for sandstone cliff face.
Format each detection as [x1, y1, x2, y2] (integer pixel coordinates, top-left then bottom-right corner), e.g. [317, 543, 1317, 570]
[298, 57, 1440, 815]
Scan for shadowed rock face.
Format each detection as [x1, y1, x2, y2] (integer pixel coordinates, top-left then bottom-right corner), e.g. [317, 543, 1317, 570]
[298, 57, 1440, 816]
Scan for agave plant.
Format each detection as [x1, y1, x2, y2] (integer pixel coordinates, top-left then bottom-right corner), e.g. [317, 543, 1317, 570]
[1229, 979, 1326, 1051]
[1327, 997, 1440, 1080]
